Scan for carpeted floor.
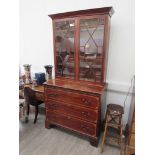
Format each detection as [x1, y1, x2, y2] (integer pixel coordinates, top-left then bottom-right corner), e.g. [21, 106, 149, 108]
[19, 113, 122, 155]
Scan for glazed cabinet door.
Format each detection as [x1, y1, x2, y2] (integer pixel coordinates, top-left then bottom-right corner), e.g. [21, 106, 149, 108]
[54, 19, 76, 79]
[78, 16, 105, 82]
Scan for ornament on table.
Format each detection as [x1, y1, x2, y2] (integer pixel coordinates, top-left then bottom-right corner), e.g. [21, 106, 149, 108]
[23, 64, 32, 84]
[44, 65, 53, 81]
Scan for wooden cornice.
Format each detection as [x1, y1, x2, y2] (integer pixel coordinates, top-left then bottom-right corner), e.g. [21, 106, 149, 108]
[48, 7, 114, 19]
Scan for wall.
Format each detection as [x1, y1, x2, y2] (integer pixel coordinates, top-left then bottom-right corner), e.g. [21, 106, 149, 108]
[20, 0, 135, 125]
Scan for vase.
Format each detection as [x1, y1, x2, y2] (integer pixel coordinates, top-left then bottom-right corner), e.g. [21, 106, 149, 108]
[23, 64, 32, 84]
[44, 65, 53, 81]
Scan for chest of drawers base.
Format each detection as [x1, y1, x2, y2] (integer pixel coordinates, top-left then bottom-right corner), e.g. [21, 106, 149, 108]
[44, 80, 104, 147]
[45, 115, 98, 146]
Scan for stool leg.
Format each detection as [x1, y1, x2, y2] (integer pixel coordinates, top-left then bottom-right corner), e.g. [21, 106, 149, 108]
[19, 103, 24, 119]
[19, 107, 21, 119]
[23, 101, 25, 116]
[100, 111, 108, 153]
[119, 125, 123, 155]
[34, 105, 38, 124]
[118, 115, 123, 155]
[100, 122, 108, 153]
[27, 104, 30, 115]
[25, 101, 29, 123]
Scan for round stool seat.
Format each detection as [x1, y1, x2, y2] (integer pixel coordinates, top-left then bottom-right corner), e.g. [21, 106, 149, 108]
[107, 103, 124, 115]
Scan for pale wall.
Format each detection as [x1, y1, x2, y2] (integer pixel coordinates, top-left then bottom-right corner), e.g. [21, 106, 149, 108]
[19, 0, 135, 125]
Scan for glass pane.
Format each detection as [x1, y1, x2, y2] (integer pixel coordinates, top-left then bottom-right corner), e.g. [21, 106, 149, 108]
[79, 18, 104, 82]
[55, 20, 75, 79]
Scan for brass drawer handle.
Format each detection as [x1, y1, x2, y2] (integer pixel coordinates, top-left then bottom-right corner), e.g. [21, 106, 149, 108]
[81, 98, 92, 105]
[48, 93, 57, 97]
[50, 104, 59, 108]
[81, 111, 90, 117]
[64, 116, 71, 123]
[80, 124, 89, 131]
[67, 116, 71, 120]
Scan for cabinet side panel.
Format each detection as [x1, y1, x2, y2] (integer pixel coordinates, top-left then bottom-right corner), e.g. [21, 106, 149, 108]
[102, 15, 111, 83]
[101, 91, 107, 122]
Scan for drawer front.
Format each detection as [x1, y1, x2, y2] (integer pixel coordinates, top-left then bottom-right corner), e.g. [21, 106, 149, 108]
[45, 87, 99, 109]
[46, 110, 96, 136]
[46, 100, 98, 123]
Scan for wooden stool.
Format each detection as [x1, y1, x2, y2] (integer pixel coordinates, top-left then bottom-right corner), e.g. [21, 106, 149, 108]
[100, 103, 124, 155]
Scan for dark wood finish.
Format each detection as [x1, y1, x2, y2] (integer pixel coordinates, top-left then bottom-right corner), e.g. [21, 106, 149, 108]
[19, 83, 45, 122]
[46, 110, 96, 136]
[48, 7, 114, 19]
[46, 7, 114, 146]
[89, 137, 98, 147]
[46, 100, 98, 123]
[44, 79, 103, 146]
[24, 86, 44, 124]
[25, 85, 44, 94]
[24, 85, 44, 101]
[45, 78, 105, 94]
[45, 118, 51, 129]
[45, 87, 99, 109]
[50, 7, 113, 84]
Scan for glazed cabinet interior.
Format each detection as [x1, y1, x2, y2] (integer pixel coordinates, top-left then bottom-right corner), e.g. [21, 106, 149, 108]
[51, 8, 113, 84]
[45, 7, 114, 147]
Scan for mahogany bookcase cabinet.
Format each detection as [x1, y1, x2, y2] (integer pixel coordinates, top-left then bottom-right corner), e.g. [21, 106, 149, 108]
[44, 7, 114, 146]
